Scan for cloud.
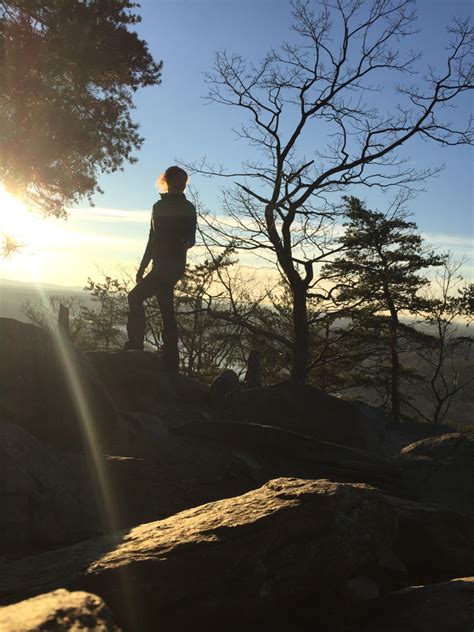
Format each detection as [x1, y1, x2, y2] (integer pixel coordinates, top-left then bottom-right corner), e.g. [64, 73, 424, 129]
[49, 231, 143, 251]
[422, 232, 473, 251]
[71, 207, 150, 224]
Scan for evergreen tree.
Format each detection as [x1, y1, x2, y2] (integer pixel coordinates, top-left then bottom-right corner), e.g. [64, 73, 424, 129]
[0, 1, 161, 215]
[324, 196, 445, 420]
[82, 275, 129, 350]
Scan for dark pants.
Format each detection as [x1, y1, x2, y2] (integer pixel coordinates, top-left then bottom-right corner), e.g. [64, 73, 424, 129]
[127, 270, 179, 372]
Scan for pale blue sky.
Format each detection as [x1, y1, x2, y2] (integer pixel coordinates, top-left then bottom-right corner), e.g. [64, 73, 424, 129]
[1, 0, 472, 287]
[96, 0, 473, 223]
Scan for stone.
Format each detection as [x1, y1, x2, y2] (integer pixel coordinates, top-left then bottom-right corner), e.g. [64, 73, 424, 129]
[0, 318, 117, 452]
[0, 589, 118, 631]
[0, 478, 399, 631]
[244, 349, 263, 388]
[225, 381, 387, 453]
[86, 350, 209, 413]
[386, 494, 474, 584]
[357, 577, 474, 632]
[396, 433, 474, 518]
[382, 420, 454, 457]
[209, 369, 241, 407]
[344, 575, 380, 602]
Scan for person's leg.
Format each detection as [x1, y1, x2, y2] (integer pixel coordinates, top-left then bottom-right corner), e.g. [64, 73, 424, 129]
[155, 278, 179, 372]
[126, 273, 157, 350]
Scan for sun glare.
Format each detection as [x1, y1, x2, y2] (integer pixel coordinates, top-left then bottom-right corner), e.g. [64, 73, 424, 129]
[0, 185, 72, 282]
[0, 186, 51, 248]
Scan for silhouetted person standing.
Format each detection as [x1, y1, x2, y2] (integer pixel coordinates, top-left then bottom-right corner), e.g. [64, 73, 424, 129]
[125, 166, 197, 372]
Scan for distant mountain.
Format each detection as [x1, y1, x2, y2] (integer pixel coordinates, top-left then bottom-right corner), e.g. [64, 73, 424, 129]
[0, 277, 88, 321]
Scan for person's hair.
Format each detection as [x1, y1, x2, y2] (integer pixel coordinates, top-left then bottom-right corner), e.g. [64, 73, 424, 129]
[157, 166, 188, 193]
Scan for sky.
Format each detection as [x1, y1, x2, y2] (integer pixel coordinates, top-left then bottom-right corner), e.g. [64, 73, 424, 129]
[0, 0, 472, 288]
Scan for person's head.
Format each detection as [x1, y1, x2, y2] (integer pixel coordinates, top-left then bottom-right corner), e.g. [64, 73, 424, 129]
[157, 166, 188, 194]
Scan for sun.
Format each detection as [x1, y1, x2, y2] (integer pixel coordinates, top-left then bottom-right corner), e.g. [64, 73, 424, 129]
[0, 186, 59, 254]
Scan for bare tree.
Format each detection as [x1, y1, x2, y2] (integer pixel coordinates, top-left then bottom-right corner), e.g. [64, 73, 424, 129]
[408, 257, 474, 424]
[184, 0, 473, 383]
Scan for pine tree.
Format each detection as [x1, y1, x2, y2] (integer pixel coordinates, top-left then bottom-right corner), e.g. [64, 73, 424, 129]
[0, 1, 161, 215]
[324, 196, 445, 420]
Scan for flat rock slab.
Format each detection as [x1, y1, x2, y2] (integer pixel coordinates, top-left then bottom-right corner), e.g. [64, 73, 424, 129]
[0, 478, 398, 631]
[0, 589, 118, 631]
[174, 420, 401, 492]
[358, 577, 474, 632]
[86, 350, 209, 413]
[225, 381, 386, 453]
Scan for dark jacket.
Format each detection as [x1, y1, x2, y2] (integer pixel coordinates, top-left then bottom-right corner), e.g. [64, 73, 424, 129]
[140, 193, 197, 278]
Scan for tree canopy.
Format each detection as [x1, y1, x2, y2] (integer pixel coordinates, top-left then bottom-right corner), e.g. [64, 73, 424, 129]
[0, 0, 162, 216]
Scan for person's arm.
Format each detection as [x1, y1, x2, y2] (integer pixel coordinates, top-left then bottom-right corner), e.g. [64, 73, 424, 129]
[137, 215, 154, 282]
[183, 203, 197, 249]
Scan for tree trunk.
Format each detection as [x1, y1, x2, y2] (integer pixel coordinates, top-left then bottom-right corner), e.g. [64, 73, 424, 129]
[381, 277, 401, 422]
[58, 303, 70, 339]
[389, 322, 401, 421]
[291, 285, 309, 384]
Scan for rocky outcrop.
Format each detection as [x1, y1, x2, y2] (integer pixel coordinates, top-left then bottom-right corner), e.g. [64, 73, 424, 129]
[0, 417, 257, 558]
[0, 589, 119, 631]
[0, 422, 104, 558]
[396, 433, 474, 518]
[357, 577, 474, 632]
[225, 381, 387, 453]
[86, 350, 209, 413]
[0, 478, 399, 631]
[0, 318, 117, 452]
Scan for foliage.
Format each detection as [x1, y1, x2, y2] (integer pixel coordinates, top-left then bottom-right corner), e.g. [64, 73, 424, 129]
[0, 0, 162, 215]
[175, 247, 245, 380]
[82, 275, 129, 350]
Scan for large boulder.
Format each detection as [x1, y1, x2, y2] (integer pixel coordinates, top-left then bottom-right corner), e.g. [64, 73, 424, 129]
[0, 478, 399, 631]
[0, 589, 118, 631]
[0, 318, 117, 451]
[387, 494, 474, 584]
[225, 381, 386, 453]
[396, 433, 474, 518]
[0, 421, 107, 558]
[86, 350, 209, 414]
[382, 420, 454, 457]
[357, 577, 474, 632]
